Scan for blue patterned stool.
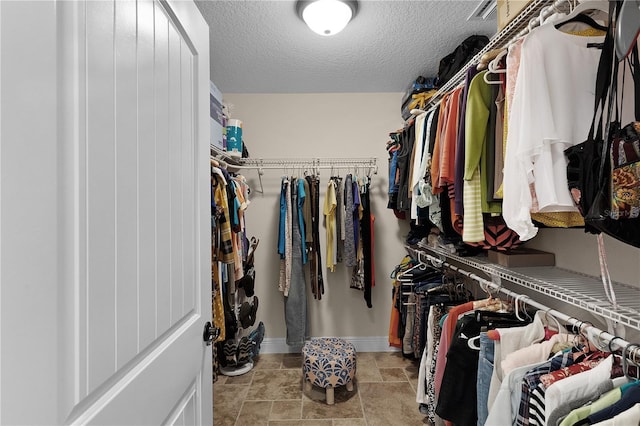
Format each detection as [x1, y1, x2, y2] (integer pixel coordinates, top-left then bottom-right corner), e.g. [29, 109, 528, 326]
[302, 337, 356, 405]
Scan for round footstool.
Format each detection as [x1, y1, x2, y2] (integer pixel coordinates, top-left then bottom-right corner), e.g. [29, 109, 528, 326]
[302, 337, 356, 405]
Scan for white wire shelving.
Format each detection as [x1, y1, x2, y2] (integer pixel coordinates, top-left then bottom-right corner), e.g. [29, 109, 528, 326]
[424, 0, 573, 111]
[412, 242, 640, 331]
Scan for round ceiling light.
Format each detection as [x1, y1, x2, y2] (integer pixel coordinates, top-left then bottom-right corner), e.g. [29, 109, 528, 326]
[296, 0, 358, 36]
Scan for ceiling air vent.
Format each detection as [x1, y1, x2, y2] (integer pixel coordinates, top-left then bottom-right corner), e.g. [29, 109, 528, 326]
[467, 0, 497, 21]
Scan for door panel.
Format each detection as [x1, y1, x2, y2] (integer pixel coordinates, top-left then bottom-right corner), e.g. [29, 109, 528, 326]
[0, 0, 212, 424]
[155, 3, 172, 338]
[114, 0, 140, 369]
[137, 0, 158, 354]
[181, 40, 196, 318]
[86, 0, 117, 393]
[0, 1, 60, 423]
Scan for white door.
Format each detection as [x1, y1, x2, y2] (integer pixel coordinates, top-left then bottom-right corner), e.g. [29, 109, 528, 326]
[0, 0, 212, 424]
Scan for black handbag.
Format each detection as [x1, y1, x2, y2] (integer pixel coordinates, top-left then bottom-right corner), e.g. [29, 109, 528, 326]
[565, 0, 640, 247]
[564, 1, 617, 234]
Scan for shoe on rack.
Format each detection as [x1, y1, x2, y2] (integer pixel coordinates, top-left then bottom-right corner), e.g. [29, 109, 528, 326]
[222, 339, 238, 367]
[236, 336, 253, 366]
[239, 296, 259, 329]
[248, 321, 265, 359]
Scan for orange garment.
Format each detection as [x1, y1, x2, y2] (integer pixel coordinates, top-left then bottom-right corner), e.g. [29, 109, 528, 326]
[440, 87, 463, 187]
[431, 92, 452, 195]
[444, 301, 475, 347]
[439, 88, 464, 233]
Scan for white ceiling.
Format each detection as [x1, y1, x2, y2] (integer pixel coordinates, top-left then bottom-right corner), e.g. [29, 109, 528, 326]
[195, 0, 498, 94]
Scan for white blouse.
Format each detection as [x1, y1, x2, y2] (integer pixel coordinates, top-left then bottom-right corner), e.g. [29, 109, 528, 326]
[503, 24, 604, 240]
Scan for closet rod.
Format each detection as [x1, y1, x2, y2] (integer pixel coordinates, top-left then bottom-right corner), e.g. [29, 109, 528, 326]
[414, 249, 640, 361]
[226, 157, 378, 177]
[211, 156, 378, 194]
[237, 157, 377, 167]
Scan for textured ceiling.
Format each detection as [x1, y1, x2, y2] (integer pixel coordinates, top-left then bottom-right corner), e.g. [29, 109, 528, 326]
[195, 0, 498, 93]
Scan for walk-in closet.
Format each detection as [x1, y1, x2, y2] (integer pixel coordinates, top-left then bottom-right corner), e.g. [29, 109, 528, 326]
[209, 0, 640, 425]
[4, 0, 640, 425]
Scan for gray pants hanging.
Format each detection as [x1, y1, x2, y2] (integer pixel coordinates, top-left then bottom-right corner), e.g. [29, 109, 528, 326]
[285, 179, 308, 347]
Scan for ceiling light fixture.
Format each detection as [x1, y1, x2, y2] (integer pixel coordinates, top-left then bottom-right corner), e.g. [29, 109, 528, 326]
[296, 0, 358, 36]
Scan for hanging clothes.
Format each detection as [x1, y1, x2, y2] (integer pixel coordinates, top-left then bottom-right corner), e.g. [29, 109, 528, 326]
[350, 177, 365, 291]
[503, 23, 604, 241]
[324, 179, 337, 272]
[306, 174, 324, 299]
[397, 124, 416, 213]
[361, 180, 374, 308]
[334, 176, 344, 264]
[297, 178, 308, 265]
[212, 170, 234, 264]
[344, 174, 357, 267]
[462, 70, 503, 243]
[454, 67, 481, 217]
[284, 178, 308, 346]
[212, 249, 225, 344]
[278, 177, 292, 296]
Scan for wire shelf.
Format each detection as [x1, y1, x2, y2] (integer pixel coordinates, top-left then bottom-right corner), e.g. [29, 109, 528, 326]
[414, 242, 640, 331]
[425, 0, 569, 110]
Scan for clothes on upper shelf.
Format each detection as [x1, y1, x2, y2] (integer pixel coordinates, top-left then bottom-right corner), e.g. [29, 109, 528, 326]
[386, 23, 611, 248]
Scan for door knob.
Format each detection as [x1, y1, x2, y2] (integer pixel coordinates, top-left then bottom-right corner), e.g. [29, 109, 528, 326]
[203, 321, 219, 346]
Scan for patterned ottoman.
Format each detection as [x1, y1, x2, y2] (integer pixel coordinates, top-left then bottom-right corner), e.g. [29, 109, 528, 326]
[302, 337, 356, 405]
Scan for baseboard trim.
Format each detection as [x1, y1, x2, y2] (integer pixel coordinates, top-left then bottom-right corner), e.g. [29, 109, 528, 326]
[259, 336, 399, 354]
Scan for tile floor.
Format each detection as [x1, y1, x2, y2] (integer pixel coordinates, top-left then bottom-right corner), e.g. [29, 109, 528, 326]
[213, 351, 427, 426]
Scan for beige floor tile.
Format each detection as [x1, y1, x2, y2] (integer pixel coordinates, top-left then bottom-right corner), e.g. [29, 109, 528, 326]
[213, 384, 250, 426]
[403, 363, 420, 393]
[270, 400, 303, 420]
[355, 362, 382, 383]
[355, 352, 376, 360]
[236, 400, 272, 426]
[372, 351, 414, 368]
[302, 384, 363, 420]
[213, 352, 427, 426]
[224, 370, 255, 385]
[254, 354, 285, 370]
[379, 368, 408, 382]
[332, 419, 366, 426]
[281, 356, 302, 370]
[247, 369, 304, 400]
[258, 353, 286, 361]
[358, 382, 426, 426]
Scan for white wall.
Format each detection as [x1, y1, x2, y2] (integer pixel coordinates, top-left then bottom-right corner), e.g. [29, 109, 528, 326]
[527, 228, 640, 286]
[224, 93, 410, 346]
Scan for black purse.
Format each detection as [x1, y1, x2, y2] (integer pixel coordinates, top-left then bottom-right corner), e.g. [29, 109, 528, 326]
[565, 0, 640, 247]
[564, 1, 617, 234]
